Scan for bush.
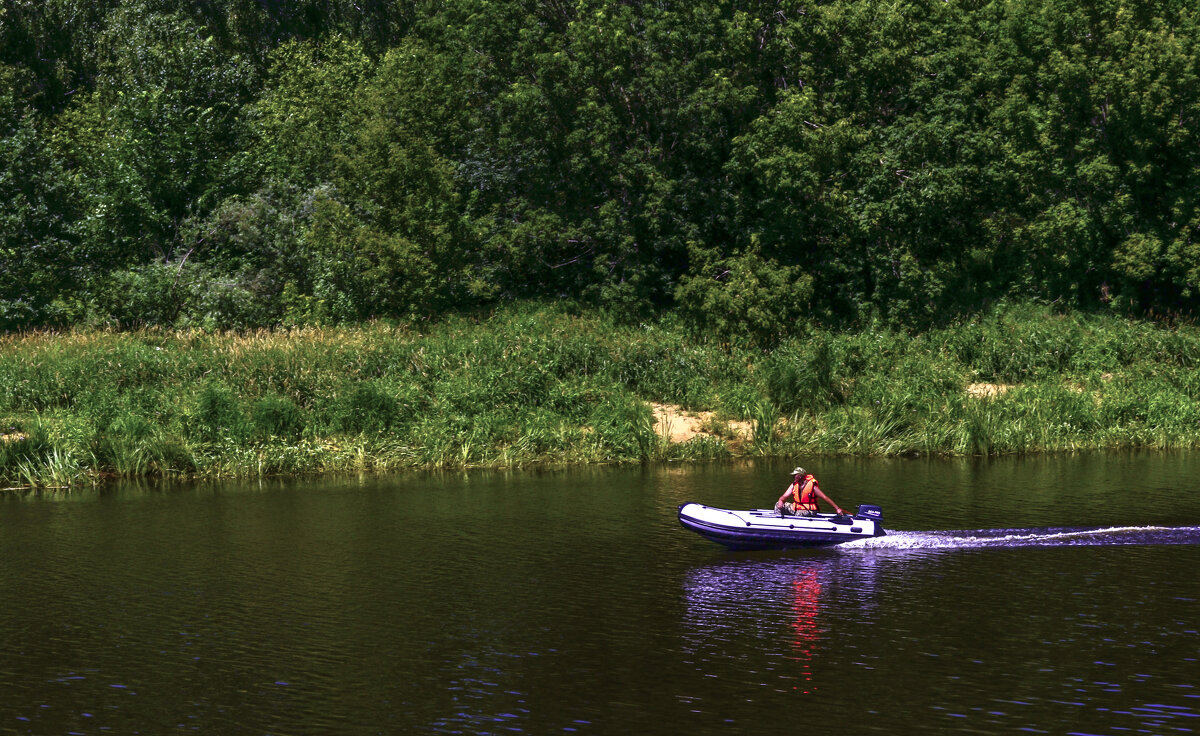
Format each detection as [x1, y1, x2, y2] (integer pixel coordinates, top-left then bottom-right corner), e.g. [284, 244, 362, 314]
[589, 393, 655, 460]
[188, 382, 247, 442]
[85, 263, 190, 329]
[674, 245, 813, 347]
[761, 335, 838, 414]
[334, 381, 397, 434]
[250, 394, 304, 439]
[92, 411, 193, 476]
[714, 383, 766, 422]
[0, 422, 52, 477]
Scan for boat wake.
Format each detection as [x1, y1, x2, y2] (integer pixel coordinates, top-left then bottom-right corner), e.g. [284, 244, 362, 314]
[838, 525, 1200, 551]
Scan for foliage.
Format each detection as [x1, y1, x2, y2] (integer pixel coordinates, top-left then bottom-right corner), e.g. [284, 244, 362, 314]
[0, 64, 78, 329]
[249, 35, 373, 189]
[250, 394, 304, 440]
[52, 2, 256, 313]
[3, 0, 1200, 333]
[5, 304, 1200, 485]
[333, 381, 398, 435]
[675, 245, 813, 346]
[188, 381, 248, 442]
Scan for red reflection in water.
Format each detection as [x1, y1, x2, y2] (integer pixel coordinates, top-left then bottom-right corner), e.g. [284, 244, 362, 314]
[789, 567, 822, 694]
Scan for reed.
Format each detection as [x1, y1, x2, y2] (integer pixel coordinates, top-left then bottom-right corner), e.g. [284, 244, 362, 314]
[13, 446, 90, 488]
[7, 302, 1200, 485]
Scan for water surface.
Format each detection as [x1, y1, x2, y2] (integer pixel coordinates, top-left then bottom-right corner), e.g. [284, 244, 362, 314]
[1, 453, 1198, 734]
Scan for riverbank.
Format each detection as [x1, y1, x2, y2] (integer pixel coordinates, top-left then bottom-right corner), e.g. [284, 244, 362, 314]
[4, 302, 1200, 487]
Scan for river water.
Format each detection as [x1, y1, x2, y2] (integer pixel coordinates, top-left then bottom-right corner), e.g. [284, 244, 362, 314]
[2, 454, 1198, 735]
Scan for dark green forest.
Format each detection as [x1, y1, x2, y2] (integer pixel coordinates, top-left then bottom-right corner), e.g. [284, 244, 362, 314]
[3, 0, 1199, 338]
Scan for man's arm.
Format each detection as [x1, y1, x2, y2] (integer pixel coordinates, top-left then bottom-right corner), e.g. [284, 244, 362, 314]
[815, 487, 845, 515]
[774, 485, 792, 508]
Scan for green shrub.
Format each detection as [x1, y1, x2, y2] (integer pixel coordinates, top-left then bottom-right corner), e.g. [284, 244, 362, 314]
[334, 381, 397, 434]
[674, 245, 813, 347]
[250, 394, 304, 439]
[188, 382, 247, 442]
[714, 383, 765, 421]
[0, 422, 52, 479]
[589, 393, 655, 460]
[762, 335, 838, 414]
[85, 263, 189, 329]
[93, 412, 194, 476]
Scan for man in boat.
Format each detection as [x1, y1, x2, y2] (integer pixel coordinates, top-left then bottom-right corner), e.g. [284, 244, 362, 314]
[775, 467, 847, 517]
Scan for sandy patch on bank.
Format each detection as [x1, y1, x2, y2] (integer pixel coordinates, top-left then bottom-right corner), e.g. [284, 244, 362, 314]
[650, 403, 753, 443]
[966, 382, 1011, 399]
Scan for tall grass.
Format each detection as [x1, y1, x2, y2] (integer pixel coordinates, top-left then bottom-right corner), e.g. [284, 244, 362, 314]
[5, 302, 1200, 486]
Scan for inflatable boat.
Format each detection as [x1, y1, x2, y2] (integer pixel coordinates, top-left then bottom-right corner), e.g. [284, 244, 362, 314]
[678, 503, 886, 550]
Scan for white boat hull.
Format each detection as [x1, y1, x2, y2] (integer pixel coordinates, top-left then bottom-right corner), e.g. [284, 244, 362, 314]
[678, 503, 886, 550]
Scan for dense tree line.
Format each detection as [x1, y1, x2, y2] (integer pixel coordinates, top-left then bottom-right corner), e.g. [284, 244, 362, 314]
[2, 0, 1198, 339]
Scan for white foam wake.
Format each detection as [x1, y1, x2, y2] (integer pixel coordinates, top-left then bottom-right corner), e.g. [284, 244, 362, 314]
[836, 525, 1200, 551]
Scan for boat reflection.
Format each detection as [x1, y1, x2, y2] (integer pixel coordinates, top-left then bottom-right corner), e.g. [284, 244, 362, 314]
[789, 566, 821, 693]
[681, 553, 888, 695]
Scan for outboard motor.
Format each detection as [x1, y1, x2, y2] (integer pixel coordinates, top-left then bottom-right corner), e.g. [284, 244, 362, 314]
[854, 504, 883, 522]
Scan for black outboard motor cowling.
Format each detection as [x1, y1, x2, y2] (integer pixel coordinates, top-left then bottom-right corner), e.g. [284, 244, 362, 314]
[854, 504, 883, 522]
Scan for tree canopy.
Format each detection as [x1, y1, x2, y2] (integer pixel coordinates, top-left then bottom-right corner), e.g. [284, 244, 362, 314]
[2, 0, 1199, 338]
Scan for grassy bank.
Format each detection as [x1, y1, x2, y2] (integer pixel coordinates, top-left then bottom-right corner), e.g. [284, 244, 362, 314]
[4, 303, 1200, 487]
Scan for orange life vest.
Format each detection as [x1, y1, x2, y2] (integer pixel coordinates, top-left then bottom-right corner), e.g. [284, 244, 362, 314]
[791, 475, 819, 511]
